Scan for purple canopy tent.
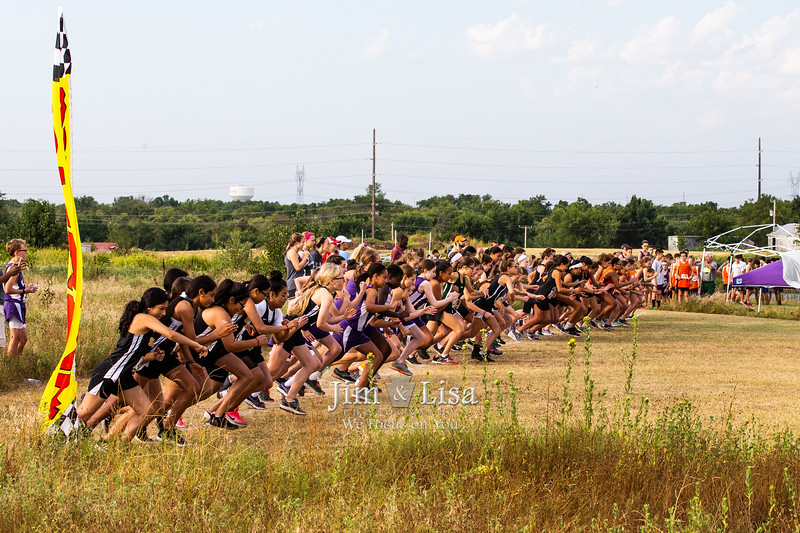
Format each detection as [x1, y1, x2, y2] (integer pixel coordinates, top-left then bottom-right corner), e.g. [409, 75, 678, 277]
[731, 260, 792, 289]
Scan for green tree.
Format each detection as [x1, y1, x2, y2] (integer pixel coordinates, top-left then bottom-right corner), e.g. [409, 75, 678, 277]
[615, 195, 668, 248]
[17, 199, 64, 248]
[537, 198, 619, 248]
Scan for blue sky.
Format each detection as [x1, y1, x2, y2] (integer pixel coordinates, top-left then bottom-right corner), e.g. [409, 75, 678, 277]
[2, 1, 799, 207]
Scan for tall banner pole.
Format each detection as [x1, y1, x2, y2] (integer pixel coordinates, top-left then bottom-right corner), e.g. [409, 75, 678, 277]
[39, 7, 83, 433]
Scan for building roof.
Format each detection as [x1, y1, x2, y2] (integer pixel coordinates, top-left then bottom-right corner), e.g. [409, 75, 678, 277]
[767, 223, 798, 237]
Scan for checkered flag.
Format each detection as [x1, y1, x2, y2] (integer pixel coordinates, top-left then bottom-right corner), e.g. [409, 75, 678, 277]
[52, 8, 71, 82]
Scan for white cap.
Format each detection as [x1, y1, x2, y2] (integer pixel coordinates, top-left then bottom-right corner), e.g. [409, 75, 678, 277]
[335, 235, 353, 243]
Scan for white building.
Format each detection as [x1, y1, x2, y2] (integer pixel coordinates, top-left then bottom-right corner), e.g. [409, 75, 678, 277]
[767, 223, 800, 252]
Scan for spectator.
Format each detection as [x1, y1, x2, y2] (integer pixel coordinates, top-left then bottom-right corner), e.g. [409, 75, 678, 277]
[390, 233, 408, 264]
[335, 235, 353, 261]
[4, 239, 37, 356]
[700, 253, 717, 297]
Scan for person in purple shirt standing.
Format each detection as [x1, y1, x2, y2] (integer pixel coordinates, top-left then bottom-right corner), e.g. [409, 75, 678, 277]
[4, 239, 37, 356]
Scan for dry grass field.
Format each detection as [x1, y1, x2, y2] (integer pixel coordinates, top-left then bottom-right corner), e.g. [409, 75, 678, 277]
[3, 250, 800, 531]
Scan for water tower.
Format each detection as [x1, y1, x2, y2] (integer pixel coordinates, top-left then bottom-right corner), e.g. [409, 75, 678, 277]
[229, 185, 254, 201]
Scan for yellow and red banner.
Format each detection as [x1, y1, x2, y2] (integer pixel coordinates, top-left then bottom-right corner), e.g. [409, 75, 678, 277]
[40, 8, 83, 431]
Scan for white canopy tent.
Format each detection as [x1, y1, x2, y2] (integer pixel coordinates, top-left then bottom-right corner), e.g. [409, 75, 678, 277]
[702, 224, 800, 310]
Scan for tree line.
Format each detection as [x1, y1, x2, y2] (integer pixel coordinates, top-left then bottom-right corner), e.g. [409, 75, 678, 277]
[1, 185, 798, 251]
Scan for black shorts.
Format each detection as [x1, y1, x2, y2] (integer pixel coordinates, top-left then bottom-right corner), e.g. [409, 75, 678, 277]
[282, 329, 308, 353]
[535, 299, 550, 312]
[135, 351, 182, 380]
[88, 360, 138, 399]
[238, 348, 265, 370]
[194, 344, 230, 383]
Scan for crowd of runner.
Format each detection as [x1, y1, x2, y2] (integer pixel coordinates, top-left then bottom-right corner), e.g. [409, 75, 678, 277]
[67, 233, 737, 445]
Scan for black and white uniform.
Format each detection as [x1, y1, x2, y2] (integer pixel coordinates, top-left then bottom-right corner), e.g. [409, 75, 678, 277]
[192, 308, 246, 382]
[88, 329, 158, 399]
[472, 275, 508, 316]
[239, 301, 283, 369]
[135, 297, 193, 379]
[284, 297, 321, 352]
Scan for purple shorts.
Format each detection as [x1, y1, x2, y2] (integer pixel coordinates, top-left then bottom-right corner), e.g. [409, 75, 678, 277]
[4, 300, 25, 324]
[333, 324, 371, 353]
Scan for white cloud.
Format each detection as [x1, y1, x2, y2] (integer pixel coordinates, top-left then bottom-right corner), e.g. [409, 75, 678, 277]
[249, 17, 291, 32]
[362, 28, 391, 59]
[620, 16, 681, 64]
[690, 1, 744, 46]
[466, 13, 555, 59]
[698, 109, 726, 127]
[606, 0, 633, 6]
[781, 47, 800, 74]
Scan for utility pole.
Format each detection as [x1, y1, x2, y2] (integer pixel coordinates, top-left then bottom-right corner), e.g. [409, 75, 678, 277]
[758, 137, 762, 200]
[519, 225, 532, 249]
[371, 128, 376, 239]
[772, 198, 777, 230]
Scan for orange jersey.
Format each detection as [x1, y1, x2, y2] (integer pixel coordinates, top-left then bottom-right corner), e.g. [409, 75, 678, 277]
[676, 261, 692, 289]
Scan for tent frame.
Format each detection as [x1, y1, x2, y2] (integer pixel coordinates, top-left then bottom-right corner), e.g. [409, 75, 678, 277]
[702, 224, 790, 311]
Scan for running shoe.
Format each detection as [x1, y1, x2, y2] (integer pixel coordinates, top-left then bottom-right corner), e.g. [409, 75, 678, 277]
[216, 389, 228, 399]
[566, 327, 583, 337]
[203, 409, 213, 423]
[407, 355, 422, 365]
[209, 414, 239, 430]
[540, 328, 554, 336]
[135, 427, 161, 443]
[602, 324, 615, 332]
[508, 328, 521, 342]
[280, 398, 306, 416]
[611, 321, 625, 327]
[244, 393, 267, 410]
[333, 368, 356, 382]
[589, 320, 601, 329]
[276, 381, 290, 397]
[159, 428, 188, 447]
[391, 361, 413, 376]
[495, 337, 506, 345]
[305, 379, 326, 396]
[418, 347, 432, 360]
[175, 417, 189, 429]
[471, 350, 495, 363]
[258, 391, 275, 403]
[487, 346, 503, 356]
[225, 409, 248, 427]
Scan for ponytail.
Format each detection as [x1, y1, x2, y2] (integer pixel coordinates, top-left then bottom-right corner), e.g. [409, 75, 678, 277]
[267, 270, 287, 295]
[288, 263, 340, 316]
[119, 287, 168, 333]
[356, 262, 386, 285]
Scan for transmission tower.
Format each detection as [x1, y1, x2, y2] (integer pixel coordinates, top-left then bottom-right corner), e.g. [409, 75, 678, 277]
[295, 165, 305, 205]
[790, 171, 800, 199]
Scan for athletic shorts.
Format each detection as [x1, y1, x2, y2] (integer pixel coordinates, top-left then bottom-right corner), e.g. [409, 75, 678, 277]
[402, 317, 426, 329]
[88, 360, 138, 399]
[333, 324, 371, 354]
[238, 348, 265, 370]
[193, 345, 231, 383]
[4, 300, 25, 327]
[309, 324, 330, 340]
[281, 329, 309, 353]
[135, 350, 183, 380]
